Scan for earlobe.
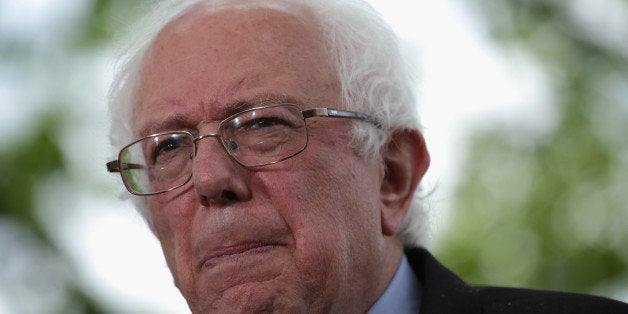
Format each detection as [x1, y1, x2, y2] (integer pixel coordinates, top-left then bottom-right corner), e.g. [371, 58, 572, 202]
[380, 130, 430, 236]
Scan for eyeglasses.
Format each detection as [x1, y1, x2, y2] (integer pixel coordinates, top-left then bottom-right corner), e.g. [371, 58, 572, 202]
[106, 103, 381, 195]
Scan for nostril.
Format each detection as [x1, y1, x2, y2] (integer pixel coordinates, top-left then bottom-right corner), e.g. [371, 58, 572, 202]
[220, 190, 237, 202]
[201, 190, 239, 207]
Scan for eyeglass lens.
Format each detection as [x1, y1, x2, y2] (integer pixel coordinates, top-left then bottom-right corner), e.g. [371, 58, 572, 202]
[119, 105, 308, 195]
[120, 132, 194, 195]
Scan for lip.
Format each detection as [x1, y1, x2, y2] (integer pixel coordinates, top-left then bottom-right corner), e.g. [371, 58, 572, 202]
[200, 242, 283, 269]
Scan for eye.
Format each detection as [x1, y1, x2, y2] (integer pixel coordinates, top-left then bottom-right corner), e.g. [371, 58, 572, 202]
[151, 135, 189, 164]
[245, 117, 291, 130]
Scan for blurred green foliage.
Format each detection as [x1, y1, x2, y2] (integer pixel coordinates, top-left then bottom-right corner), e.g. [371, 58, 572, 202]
[1, 114, 65, 236]
[0, 114, 107, 313]
[437, 0, 628, 300]
[0, 0, 149, 312]
[1, 0, 626, 312]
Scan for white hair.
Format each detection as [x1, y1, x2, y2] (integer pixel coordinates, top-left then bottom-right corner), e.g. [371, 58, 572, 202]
[108, 0, 428, 248]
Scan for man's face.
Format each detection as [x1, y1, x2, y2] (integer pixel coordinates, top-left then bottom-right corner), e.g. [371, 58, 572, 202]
[133, 7, 397, 313]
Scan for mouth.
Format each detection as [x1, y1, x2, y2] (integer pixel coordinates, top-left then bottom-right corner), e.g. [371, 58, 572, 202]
[201, 242, 283, 269]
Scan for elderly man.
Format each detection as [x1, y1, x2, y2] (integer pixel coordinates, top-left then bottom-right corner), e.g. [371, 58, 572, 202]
[106, 0, 627, 313]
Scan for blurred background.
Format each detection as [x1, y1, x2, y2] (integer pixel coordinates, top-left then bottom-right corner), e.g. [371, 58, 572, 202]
[0, 0, 626, 312]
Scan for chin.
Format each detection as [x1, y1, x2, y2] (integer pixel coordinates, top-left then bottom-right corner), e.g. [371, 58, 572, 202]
[185, 252, 318, 313]
[188, 282, 312, 314]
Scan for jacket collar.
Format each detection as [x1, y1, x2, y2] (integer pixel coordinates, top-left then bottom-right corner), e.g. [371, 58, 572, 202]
[406, 247, 482, 314]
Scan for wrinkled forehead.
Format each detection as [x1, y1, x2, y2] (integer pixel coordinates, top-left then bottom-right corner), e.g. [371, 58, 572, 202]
[186, 0, 314, 22]
[145, 1, 325, 67]
[132, 1, 337, 136]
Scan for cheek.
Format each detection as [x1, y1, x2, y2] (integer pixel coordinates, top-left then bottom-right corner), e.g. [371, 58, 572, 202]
[296, 170, 380, 244]
[147, 191, 196, 242]
[263, 150, 383, 268]
[146, 192, 198, 288]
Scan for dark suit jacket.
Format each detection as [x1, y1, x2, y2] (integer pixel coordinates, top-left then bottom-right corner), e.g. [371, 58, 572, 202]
[406, 247, 628, 314]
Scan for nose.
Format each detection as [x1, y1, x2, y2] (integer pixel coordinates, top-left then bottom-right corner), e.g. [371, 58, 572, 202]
[192, 134, 252, 207]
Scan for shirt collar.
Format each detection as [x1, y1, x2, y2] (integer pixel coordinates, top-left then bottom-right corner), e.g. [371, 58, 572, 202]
[367, 254, 422, 314]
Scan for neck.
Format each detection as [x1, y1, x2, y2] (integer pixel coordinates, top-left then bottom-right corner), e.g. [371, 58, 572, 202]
[371, 237, 405, 307]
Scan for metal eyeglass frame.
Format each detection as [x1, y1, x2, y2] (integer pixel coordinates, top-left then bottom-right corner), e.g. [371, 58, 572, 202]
[106, 104, 382, 195]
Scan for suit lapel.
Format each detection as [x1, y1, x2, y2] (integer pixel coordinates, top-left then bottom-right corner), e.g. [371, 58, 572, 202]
[406, 247, 483, 314]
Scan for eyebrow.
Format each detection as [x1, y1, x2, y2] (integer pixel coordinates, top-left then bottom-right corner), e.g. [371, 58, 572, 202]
[136, 93, 297, 137]
[221, 93, 293, 117]
[138, 113, 196, 138]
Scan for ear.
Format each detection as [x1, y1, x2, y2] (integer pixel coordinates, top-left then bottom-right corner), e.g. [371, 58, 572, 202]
[380, 129, 430, 236]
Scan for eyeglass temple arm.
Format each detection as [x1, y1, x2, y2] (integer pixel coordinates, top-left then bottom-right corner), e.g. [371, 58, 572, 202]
[302, 108, 382, 129]
[106, 160, 146, 173]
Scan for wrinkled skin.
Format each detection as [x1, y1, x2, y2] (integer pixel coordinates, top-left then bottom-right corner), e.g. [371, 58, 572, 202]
[133, 5, 428, 313]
